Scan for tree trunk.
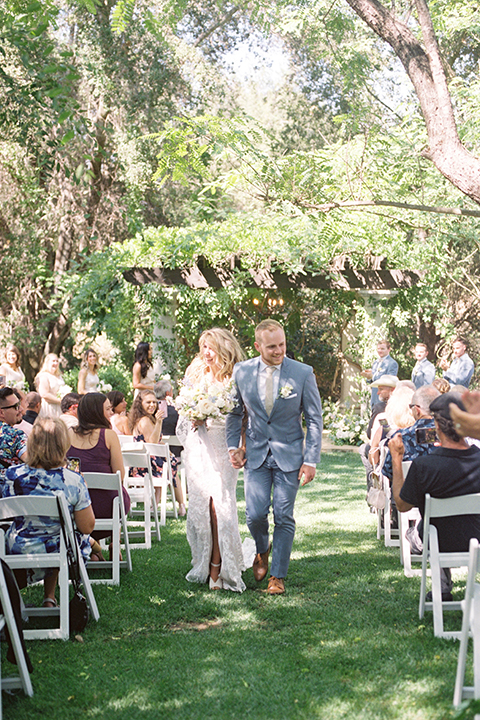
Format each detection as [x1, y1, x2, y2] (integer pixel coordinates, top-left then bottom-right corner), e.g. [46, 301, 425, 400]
[344, 0, 480, 205]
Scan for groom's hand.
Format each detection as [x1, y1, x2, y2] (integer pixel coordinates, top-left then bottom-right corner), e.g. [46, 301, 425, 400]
[229, 448, 246, 469]
[298, 464, 316, 486]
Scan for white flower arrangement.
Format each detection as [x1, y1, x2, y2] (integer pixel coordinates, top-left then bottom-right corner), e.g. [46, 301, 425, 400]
[322, 398, 368, 447]
[175, 379, 237, 424]
[98, 380, 112, 393]
[279, 383, 294, 399]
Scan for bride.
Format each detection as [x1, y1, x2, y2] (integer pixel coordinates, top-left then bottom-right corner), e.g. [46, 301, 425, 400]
[178, 328, 247, 592]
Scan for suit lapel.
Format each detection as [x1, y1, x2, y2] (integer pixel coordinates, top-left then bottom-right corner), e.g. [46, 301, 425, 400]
[251, 357, 267, 418]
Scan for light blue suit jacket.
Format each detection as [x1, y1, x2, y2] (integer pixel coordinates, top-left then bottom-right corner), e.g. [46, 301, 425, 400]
[370, 354, 399, 406]
[411, 358, 436, 389]
[225, 356, 323, 473]
[443, 353, 475, 388]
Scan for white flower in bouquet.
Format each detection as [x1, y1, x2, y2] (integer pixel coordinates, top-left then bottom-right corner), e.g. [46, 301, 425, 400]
[175, 379, 237, 425]
[98, 380, 112, 393]
[57, 384, 72, 399]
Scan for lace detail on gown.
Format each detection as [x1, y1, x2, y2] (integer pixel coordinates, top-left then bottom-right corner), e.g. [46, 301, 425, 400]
[183, 417, 246, 592]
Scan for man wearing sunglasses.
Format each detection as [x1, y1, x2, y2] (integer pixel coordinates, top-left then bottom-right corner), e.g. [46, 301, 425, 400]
[0, 387, 28, 486]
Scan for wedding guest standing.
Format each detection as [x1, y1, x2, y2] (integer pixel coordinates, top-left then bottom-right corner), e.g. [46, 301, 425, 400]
[177, 328, 246, 591]
[35, 353, 64, 418]
[132, 342, 155, 397]
[411, 342, 436, 389]
[77, 348, 100, 395]
[439, 337, 475, 388]
[361, 340, 399, 407]
[0, 344, 26, 390]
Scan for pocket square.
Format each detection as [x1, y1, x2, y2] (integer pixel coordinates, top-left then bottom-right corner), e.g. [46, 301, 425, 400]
[284, 393, 298, 399]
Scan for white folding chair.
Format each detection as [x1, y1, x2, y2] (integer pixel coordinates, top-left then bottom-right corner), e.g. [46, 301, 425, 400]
[398, 461, 423, 577]
[419, 492, 480, 639]
[162, 434, 187, 505]
[82, 471, 132, 584]
[0, 560, 33, 700]
[117, 434, 134, 446]
[144, 442, 178, 525]
[0, 493, 99, 640]
[122, 444, 161, 548]
[454, 538, 480, 705]
[375, 444, 399, 548]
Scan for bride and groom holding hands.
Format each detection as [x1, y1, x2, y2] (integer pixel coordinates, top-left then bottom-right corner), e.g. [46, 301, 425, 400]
[178, 319, 323, 595]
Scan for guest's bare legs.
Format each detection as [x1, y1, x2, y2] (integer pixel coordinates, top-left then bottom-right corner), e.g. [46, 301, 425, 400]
[43, 570, 59, 606]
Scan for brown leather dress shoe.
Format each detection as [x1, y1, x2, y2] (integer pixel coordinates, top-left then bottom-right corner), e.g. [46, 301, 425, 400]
[252, 544, 271, 582]
[267, 577, 285, 595]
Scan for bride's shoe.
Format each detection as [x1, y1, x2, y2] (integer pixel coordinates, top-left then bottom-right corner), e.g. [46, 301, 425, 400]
[209, 562, 223, 590]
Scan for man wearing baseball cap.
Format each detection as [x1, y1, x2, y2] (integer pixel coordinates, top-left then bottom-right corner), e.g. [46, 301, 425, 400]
[390, 392, 480, 600]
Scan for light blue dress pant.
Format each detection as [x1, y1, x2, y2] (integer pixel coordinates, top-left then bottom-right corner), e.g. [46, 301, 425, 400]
[244, 452, 300, 579]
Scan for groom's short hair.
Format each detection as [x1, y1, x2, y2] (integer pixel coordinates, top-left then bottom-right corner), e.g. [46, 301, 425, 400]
[255, 319, 284, 342]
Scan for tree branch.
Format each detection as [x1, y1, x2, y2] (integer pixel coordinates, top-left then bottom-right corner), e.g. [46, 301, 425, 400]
[194, 5, 242, 47]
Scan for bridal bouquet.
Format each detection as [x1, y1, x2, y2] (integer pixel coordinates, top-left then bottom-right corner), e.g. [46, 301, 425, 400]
[175, 379, 237, 424]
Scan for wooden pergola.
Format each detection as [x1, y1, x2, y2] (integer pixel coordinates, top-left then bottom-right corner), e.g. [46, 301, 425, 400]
[123, 255, 423, 291]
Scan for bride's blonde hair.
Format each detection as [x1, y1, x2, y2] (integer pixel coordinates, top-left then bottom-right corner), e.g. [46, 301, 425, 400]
[186, 328, 244, 383]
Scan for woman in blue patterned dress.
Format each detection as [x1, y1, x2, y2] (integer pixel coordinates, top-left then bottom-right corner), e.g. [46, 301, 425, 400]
[3, 417, 95, 607]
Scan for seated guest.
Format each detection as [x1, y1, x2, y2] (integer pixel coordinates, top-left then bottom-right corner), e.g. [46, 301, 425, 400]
[129, 390, 185, 516]
[433, 377, 450, 394]
[12, 389, 33, 437]
[411, 343, 436, 389]
[107, 391, 130, 436]
[381, 385, 441, 480]
[449, 389, 480, 441]
[359, 375, 397, 499]
[67, 393, 130, 539]
[154, 379, 181, 458]
[3, 418, 95, 607]
[23, 392, 42, 426]
[391, 392, 480, 600]
[369, 385, 415, 468]
[59, 392, 81, 429]
[0, 387, 27, 485]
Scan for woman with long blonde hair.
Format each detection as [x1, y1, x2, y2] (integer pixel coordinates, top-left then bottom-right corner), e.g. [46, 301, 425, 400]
[178, 328, 247, 592]
[35, 353, 63, 418]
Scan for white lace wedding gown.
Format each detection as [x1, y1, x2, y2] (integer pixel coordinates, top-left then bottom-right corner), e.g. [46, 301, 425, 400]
[178, 416, 249, 593]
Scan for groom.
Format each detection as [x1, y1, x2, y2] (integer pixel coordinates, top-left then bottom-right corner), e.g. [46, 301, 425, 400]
[225, 320, 323, 595]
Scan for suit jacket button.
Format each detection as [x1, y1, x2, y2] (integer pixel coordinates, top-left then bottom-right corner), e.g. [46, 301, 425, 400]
[267, 421, 271, 425]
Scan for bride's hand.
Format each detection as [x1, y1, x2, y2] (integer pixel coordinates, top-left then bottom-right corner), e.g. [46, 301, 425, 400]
[229, 448, 246, 468]
[192, 419, 205, 429]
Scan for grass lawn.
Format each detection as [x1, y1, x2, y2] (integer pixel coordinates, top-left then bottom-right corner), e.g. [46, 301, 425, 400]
[3, 452, 474, 720]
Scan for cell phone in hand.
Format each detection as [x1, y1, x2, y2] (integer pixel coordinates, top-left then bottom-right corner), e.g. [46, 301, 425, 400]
[66, 457, 80, 473]
[415, 427, 438, 445]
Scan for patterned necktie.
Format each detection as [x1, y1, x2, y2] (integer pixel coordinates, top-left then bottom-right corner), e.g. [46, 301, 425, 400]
[265, 366, 275, 415]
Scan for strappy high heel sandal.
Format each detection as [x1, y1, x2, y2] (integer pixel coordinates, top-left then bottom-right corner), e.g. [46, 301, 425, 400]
[209, 561, 223, 590]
